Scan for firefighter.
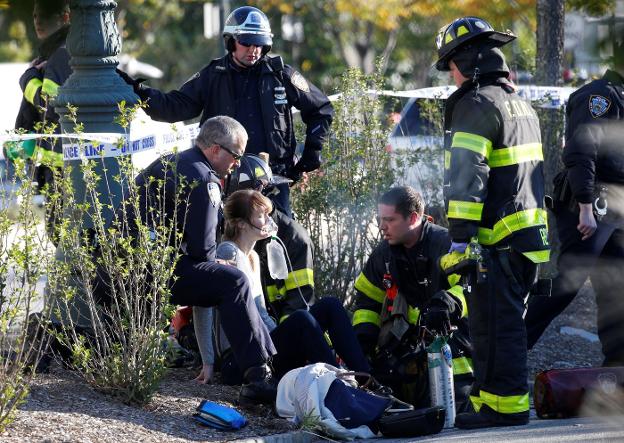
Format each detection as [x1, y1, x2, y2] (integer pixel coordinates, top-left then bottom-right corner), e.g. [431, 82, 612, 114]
[352, 186, 473, 409]
[12, 0, 71, 239]
[525, 38, 624, 365]
[133, 116, 277, 405]
[118, 6, 334, 216]
[435, 17, 549, 428]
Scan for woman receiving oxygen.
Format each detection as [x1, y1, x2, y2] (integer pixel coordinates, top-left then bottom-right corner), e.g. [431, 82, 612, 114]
[193, 189, 370, 384]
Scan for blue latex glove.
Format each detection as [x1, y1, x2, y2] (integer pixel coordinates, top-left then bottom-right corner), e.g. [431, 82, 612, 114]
[449, 241, 468, 254]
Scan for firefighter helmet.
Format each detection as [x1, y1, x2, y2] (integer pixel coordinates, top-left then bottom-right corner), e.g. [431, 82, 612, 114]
[225, 154, 290, 197]
[223, 6, 273, 53]
[435, 17, 515, 71]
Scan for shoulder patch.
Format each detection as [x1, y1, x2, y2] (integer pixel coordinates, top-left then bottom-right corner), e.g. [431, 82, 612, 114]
[290, 71, 310, 93]
[589, 95, 611, 118]
[207, 182, 221, 207]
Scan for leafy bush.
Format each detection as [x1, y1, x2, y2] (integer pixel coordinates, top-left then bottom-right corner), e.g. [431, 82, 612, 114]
[46, 103, 188, 405]
[0, 159, 53, 432]
[292, 68, 402, 304]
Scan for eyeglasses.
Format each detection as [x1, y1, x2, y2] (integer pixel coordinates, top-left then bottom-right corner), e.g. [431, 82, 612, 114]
[236, 39, 261, 48]
[217, 144, 243, 161]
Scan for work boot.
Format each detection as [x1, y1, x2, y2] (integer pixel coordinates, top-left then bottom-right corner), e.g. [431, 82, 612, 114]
[239, 364, 277, 406]
[454, 405, 529, 429]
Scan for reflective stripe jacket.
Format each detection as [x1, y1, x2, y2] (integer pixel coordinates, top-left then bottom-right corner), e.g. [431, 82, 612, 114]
[256, 207, 315, 322]
[563, 70, 624, 207]
[443, 76, 550, 263]
[140, 54, 333, 171]
[352, 221, 471, 374]
[17, 25, 71, 161]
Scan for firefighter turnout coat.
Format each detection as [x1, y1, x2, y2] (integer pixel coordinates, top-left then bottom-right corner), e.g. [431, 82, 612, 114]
[352, 220, 473, 378]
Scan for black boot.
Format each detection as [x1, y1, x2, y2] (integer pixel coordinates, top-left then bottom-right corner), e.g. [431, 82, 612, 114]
[239, 364, 277, 406]
[455, 405, 529, 429]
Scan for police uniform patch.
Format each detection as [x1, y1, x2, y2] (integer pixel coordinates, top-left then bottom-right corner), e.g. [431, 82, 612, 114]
[290, 71, 310, 93]
[589, 95, 611, 118]
[207, 182, 221, 207]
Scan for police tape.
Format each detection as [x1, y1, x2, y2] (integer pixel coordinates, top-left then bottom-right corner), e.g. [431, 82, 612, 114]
[1, 121, 199, 162]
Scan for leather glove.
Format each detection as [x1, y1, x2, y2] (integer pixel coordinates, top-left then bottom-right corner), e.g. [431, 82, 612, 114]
[294, 148, 321, 173]
[116, 68, 147, 97]
[449, 241, 468, 254]
[421, 301, 452, 336]
[285, 167, 303, 185]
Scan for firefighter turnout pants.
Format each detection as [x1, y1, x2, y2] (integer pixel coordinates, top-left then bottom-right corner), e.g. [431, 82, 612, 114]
[466, 246, 537, 420]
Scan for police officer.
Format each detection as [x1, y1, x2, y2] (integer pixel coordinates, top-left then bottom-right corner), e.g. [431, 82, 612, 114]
[119, 6, 334, 216]
[352, 186, 473, 409]
[135, 116, 277, 405]
[525, 40, 624, 365]
[435, 17, 549, 428]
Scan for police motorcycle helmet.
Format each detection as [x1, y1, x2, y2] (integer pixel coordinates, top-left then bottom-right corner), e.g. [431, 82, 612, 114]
[223, 6, 274, 55]
[434, 16, 516, 71]
[224, 154, 290, 197]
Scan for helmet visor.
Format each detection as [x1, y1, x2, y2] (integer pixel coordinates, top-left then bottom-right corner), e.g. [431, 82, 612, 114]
[235, 33, 272, 47]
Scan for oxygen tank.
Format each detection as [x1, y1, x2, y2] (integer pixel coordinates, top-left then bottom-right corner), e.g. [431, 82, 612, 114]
[427, 335, 455, 428]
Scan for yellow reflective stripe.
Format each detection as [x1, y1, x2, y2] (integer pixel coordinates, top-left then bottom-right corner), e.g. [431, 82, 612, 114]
[407, 306, 420, 325]
[279, 314, 289, 324]
[354, 272, 385, 304]
[489, 143, 543, 168]
[456, 25, 469, 37]
[284, 268, 314, 290]
[447, 273, 460, 287]
[477, 208, 548, 245]
[452, 357, 473, 375]
[451, 132, 493, 158]
[448, 200, 483, 221]
[470, 395, 483, 412]
[479, 390, 529, 414]
[34, 147, 64, 168]
[448, 285, 468, 317]
[24, 78, 43, 105]
[352, 309, 381, 327]
[42, 78, 60, 98]
[521, 250, 551, 263]
[444, 150, 451, 169]
[266, 284, 286, 302]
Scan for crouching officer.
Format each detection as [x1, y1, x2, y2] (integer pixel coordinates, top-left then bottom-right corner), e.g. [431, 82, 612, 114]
[352, 186, 473, 409]
[118, 6, 334, 216]
[525, 41, 624, 365]
[133, 116, 277, 405]
[435, 17, 549, 428]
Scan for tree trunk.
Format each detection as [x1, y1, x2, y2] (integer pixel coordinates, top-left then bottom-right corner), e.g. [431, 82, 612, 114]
[535, 0, 565, 276]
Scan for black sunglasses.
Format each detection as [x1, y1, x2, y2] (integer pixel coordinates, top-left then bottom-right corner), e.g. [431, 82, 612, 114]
[217, 144, 242, 161]
[236, 39, 262, 48]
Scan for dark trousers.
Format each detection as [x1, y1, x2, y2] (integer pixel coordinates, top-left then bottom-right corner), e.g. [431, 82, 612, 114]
[171, 255, 276, 373]
[271, 297, 371, 377]
[525, 210, 624, 365]
[467, 247, 537, 418]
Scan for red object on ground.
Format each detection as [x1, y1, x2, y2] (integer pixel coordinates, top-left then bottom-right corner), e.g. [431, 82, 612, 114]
[534, 367, 624, 418]
[171, 306, 193, 334]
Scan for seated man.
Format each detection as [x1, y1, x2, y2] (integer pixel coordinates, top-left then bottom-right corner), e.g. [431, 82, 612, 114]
[352, 186, 473, 409]
[133, 116, 277, 405]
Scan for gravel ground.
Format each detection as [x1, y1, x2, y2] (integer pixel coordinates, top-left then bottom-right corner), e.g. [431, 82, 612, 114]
[1, 283, 604, 442]
[1, 366, 296, 442]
